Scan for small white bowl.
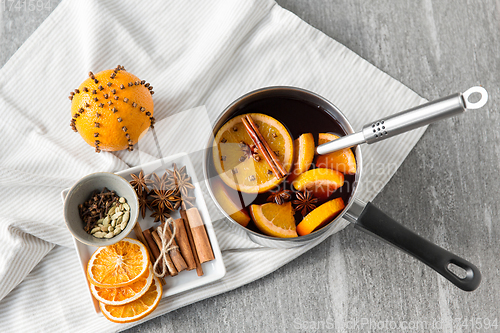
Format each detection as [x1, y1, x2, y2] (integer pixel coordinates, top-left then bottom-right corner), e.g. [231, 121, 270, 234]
[63, 172, 139, 247]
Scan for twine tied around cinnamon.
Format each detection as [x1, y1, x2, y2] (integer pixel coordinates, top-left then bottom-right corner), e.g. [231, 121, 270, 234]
[153, 218, 178, 278]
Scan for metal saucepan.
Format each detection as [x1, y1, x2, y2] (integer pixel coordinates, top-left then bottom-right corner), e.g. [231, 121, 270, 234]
[203, 86, 484, 291]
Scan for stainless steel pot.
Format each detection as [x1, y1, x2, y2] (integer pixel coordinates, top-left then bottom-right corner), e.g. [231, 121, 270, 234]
[203, 86, 481, 291]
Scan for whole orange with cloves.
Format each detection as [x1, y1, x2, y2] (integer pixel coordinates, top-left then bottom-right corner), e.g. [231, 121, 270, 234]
[69, 65, 155, 152]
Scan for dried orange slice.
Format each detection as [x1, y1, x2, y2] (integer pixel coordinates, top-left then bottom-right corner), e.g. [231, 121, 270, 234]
[291, 168, 344, 201]
[99, 275, 163, 323]
[87, 238, 150, 288]
[213, 113, 294, 194]
[296, 198, 345, 236]
[211, 179, 251, 227]
[287, 133, 315, 182]
[315, 133, 356, 175]
[90, 266, 153, 306]
[249, 202, 297, 238]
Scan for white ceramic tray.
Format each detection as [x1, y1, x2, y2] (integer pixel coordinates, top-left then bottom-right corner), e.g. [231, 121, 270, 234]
[61, 153, 225, 314]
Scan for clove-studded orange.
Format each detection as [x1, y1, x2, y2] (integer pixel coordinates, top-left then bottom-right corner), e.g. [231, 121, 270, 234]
[69, 65, 155, 152]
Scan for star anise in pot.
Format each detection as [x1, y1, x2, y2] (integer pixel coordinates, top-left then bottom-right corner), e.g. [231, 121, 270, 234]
[267, 189, 292, 205]
[129, 170, 150, 196]
[293, 190, 319, 216]
[239, 142, 260, 162]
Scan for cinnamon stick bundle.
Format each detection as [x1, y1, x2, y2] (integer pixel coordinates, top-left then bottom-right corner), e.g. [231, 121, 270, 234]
[140, 229, 166, 285]
[158, 221, 188, 273]
[151, 229, 178, 276]
[185, 208, 214, 263]
[180, 209, 203, 276]
[173, 218, 196, 270]
[241, 114, 287, 178]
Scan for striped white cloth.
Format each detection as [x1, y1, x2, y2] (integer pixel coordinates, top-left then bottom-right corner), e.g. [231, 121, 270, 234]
[0, 0, 427, 331]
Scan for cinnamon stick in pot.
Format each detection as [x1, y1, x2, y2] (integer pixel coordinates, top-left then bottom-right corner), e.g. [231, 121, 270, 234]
[185, 207, 215, 263]
[173, 218, 196, 270]
[242, 114, 287, 178]
[180, 209, 203, 276]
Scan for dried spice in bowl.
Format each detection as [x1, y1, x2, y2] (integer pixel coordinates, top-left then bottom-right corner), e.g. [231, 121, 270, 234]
[78, 187, 131, 239]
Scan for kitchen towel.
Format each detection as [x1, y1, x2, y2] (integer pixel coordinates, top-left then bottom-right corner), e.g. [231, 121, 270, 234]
[0, 0, 427, 331]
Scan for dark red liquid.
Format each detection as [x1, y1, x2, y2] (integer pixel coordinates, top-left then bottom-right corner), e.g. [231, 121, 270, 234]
[207, 95, 356, 234]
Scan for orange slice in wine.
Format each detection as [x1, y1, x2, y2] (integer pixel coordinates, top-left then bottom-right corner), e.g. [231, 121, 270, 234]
[213, 113, 294, 194]
[296, 198, 345, 236]
[315, 133, 356, 175]
[249, 202, 297, 238]
[211, 179, 251, 227]
[287, 133, 315, 182]
[291, 168, 344, 201]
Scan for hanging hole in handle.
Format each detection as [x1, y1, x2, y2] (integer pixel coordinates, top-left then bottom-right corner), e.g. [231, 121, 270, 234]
[447, 262, 468, 280]
[463, 86, 488, 109]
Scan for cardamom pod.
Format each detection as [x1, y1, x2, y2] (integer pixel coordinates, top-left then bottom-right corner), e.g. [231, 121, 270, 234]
[108, 206, 116, 216]
[111, 211, 123, 220]
[105, 232, 114, 238]
[122, 203, 130, 211]
[93, 231, 106, 238]
[122, 211, 130, 224]
[119, 197, 126, 204]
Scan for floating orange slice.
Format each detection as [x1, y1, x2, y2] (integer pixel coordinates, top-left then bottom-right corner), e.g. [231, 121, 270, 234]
[291, 168, 344, 201]
[213, 113, 294, 194]
[296, 198, 345, 236]
[99, 275, 163, 323]
[315, 133, 356, 175]
[287, 133, 315, 182]
[87, 238, 150, 288]
[90, 266, 153, 306]
[211, 179, 251, 227]
[249, 202, 297, 238]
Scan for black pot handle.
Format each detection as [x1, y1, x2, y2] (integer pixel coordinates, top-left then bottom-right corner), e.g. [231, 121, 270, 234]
[349, 201, 481, 291]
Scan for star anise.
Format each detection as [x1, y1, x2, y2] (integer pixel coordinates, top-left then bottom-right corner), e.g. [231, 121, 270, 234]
[146, 172, 170, 191]
[150, 207, 170, 223]
[179, 195, 196, 210]
[239, 142, 260, 162]
[138, 191, 149, 219]
[293, 190, 319, 216]
[267, 189, 292, 205]
[167, 163, 195, 197]
[129, 170, 150, 196]
[150, 188, 178, 212]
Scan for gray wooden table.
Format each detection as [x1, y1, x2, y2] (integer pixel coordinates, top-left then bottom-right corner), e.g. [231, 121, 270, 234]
[2, 1, 499, 332]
